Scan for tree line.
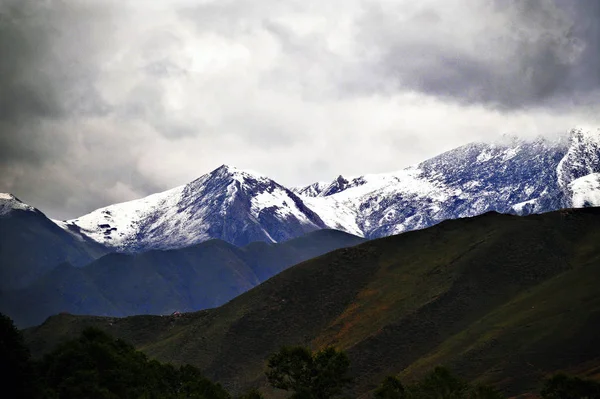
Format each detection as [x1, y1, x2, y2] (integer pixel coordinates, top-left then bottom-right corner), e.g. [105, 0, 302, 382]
[2, 313, 599, 398]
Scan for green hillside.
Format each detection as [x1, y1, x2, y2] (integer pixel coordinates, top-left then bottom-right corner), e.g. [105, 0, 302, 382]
[24, 208, 600, 397]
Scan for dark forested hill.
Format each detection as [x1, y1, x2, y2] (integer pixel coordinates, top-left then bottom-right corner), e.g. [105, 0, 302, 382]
[24, 208, 600, 397]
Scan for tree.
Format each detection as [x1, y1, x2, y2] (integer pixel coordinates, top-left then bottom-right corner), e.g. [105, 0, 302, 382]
[376, 368, 506, 399]
[374, 376, 406, 399]
[177, 364, 230, 399]
[38, 326, 230, 399]
[468, 385, 505, 399]
[541, 374, 600, 399]
[237, 388, 265, 399]
[412, 367, 469, 399]
[266, 346, 352, 399]
[0, 312, 40, 399]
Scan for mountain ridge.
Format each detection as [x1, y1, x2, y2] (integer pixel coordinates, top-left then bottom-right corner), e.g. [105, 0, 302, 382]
[1, 229, 365, 328]
[0, 195, 110, 291]
[8, 126, 600, 253]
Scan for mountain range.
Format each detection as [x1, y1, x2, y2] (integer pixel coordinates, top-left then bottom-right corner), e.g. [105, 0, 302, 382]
[3, 126, 600, 327]
[5, 125, 600, 396]
[43, 126, 600, 252]
[24, 207, 600, 398]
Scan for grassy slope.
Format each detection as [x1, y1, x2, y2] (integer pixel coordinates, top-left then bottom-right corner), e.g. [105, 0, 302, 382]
[24, 208, 600, 397]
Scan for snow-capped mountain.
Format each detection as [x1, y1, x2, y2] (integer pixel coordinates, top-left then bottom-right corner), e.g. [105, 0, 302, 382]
[295, 127, 599, 238]
[51, 127, 600, 251]
[61, 165, 327, 251]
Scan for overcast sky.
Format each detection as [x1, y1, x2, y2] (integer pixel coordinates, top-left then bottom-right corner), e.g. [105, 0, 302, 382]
[1, 0, 599, 219]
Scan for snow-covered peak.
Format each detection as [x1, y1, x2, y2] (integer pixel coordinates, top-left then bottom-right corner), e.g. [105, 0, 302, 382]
[209, 164, 269, 182]
[0, 193, 36, 216]
[184, 164, 274, 200]
[61, 164, 326, 251]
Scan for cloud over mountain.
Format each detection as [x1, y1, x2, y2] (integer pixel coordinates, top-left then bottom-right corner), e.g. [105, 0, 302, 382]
[1, 0, 598, 219]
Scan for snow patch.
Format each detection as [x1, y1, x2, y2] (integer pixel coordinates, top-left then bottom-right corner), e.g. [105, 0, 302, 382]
[250, 188, 311, 223]
[570, 173, 600, 207]
[502, 147, 521, 161]
[511, 199, 538, 214]
[476, 150, 494, 163]
[64, 185, 185, 248]
[302, 196, 362, 236]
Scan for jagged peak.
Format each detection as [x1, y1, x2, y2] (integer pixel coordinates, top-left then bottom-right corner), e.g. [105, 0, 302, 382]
[209, 164, 269, 182]
[335, 175, 349, 184]
[213, 164, 238, 173]
[320, 175, 349, 194]
[185, 164, 272, 192]
[291, 181, 330, 198]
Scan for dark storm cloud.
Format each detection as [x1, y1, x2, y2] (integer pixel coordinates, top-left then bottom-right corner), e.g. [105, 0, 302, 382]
[557, 0, 600, 99]
[0, 1, 63, 122]
[356, 0, 600, 110]
[0, 0, 162, 219]
[0, 0, 111, 122]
